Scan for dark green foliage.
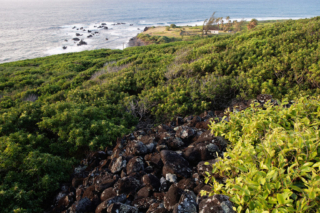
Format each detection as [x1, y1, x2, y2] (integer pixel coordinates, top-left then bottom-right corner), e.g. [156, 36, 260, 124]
[137, 33, 182, 44]
[1, 17, 320, 212]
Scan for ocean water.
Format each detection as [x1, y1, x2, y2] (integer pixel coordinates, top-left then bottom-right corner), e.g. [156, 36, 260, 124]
[0, 0, 319, 64]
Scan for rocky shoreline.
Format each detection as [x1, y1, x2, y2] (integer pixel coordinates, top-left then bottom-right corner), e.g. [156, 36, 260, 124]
[127, 36, 147, 47]
[48, 95, 278, 213]
[127, 27, 150, 47]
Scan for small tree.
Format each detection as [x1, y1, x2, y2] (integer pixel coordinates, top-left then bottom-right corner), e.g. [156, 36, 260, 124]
[247, 18, 258, 30]
[224, 16, 232, 32]
[203, 12, 217, 37]
[165, 26, 170, 31]
[234, 19, 245, 32]
[170, 24, 177, 28]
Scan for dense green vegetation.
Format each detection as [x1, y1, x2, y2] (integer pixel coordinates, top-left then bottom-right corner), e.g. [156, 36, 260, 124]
[0, 17, 320, 212]
[137, 33, 183, 44]
[207, 96, 320, 212]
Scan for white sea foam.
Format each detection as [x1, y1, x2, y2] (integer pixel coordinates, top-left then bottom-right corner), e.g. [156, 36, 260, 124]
[44, 21, 145, 55]
[44, 16, 313, 57]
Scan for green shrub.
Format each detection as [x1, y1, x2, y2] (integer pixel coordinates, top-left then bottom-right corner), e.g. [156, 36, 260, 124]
[170, 24, 177, 28]
[206, 96, 320, 212]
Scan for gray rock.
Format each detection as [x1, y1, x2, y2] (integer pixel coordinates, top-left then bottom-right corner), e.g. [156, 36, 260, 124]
[125, 140, 148, 156]
[75, 197, 93, 212]
[95, 194, 127, 213]
[107, 203, 138, 213]
[126, 156, 144, 175]
[166, 173, 177, 183]
[110, 156, 127, 174]
[160, 150, 191, 178]
[173, 190, 197, 213]
[199, 195, 235, 213]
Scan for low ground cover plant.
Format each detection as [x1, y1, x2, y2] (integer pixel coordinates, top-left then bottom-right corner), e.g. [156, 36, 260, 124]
[207, 96, 320, 212]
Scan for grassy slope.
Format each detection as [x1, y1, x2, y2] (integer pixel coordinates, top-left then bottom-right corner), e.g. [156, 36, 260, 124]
[0, 17, 320, 212]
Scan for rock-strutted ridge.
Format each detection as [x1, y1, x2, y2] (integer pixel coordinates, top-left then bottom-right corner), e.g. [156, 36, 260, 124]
[49, 95, 280, 213]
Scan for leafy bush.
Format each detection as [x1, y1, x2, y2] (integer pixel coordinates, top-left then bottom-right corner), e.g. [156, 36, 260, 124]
[206, 96, 320, 212]
[170, 24, 177, 28]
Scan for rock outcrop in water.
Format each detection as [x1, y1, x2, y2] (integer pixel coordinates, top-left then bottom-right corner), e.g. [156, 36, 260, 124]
[77, 40, 87, 46]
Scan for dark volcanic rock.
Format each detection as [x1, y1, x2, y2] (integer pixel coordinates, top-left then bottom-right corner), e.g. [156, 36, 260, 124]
[132, 197, 157, 211]
[82, 185, 96, 200]
[160, 150, 191, 178]
[163, 184, 183, 211]
[167, 137, 184, 150]
[175, 126, 196, 142]
[101, 187, 117, 202]
[110, 156, 127, 174]
[160, 177, 171, 192]
[144, 152, 163, 168]
[48, 101, 258, 212]
[146, 202, 167, 213]
[173, 190, 197, 213]
[76, 186, 85, 201]
[142, 174, 160, 191]
[107, 203, 139, 213]
[125, 140, 148, 156]
[199, 195, 235, 213]
[94, 176, 116, 193]
[177, 178, 195, 191]
[72, 38, 80, 41]
[183, 140, 220, 165]
[114, 177, 141, 196]
[153, 192, 165, 201]
[136, 186, 151, 199]
[54, 194, 74, 212]
[72, 177, 84, 188]
[71, 198, 93, 213]
[95, 194, 127, 213]
[126, 156, 144, 175]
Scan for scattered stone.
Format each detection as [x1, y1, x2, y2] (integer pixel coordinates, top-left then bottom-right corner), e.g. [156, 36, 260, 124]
[126, 156, 144, 175]
[166, 173, 177, 183]
[160, 150, 191, 178]
[125, 140, 148, 156]
[74, 198, 93, 213]
[164, 184, 183, 211]
[95, 194, 127, 213]
[101, 187, 116, 202]
[173, 190, 198, 213]
[199, 195, 235, 213]
[48, 101, 263, 212]
[132, 197, 156, 211]
[107, 203, 139, 213]
[142, 174, 160, 191]
[110, 156, 127, 174]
